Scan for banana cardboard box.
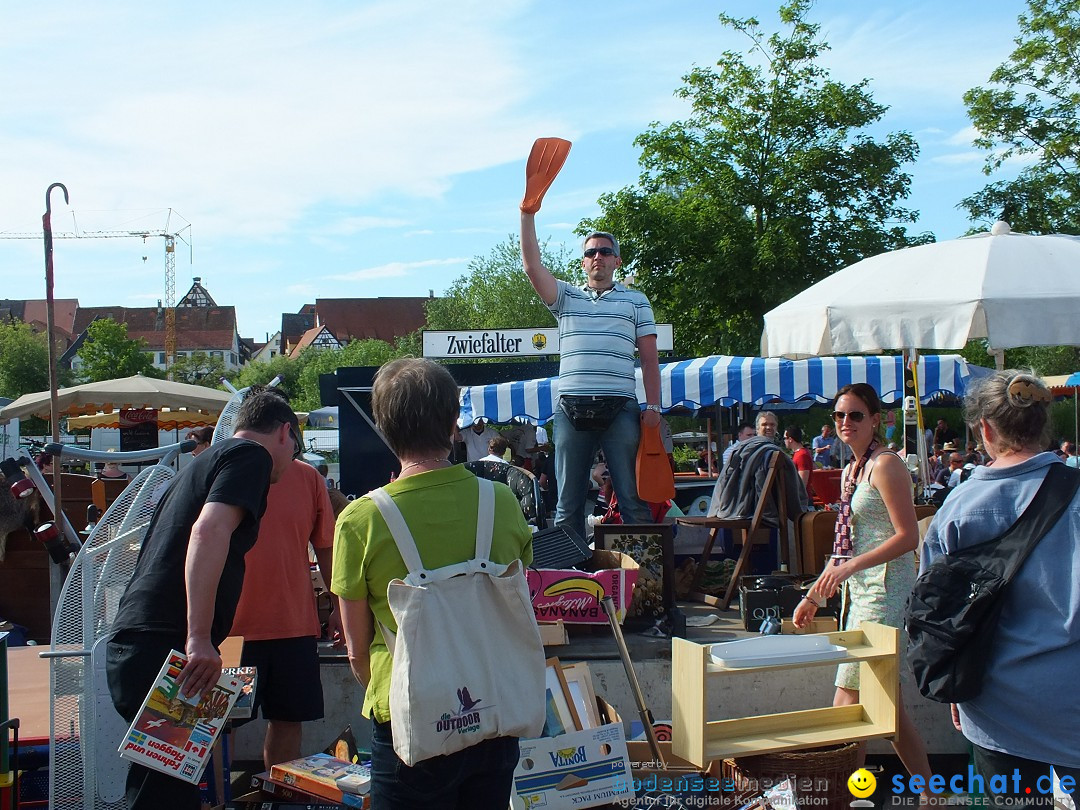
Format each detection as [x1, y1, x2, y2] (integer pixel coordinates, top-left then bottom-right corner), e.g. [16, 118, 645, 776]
[511, 722, 633, 810]
[527, 550, 639, 624]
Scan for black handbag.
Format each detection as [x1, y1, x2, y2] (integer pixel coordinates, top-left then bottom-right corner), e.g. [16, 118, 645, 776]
[559, 395, 629, 432]
[906, 463, 1080, 703]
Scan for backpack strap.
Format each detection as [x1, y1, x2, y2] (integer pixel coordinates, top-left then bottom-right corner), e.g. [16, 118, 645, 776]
[368, 476, 499, 656]
[997, 463, 1080, 580]
[369, 477, 497, 572]
[474, 477, 495, 560]
[368, 487, 425, 575]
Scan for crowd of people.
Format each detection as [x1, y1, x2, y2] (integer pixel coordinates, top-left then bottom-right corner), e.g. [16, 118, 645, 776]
[88, 212, 1078, 809]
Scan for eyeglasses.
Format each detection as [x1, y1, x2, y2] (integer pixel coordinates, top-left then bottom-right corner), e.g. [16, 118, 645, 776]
[583, 247, 615, 258]
[288, 425, 303, 459]
[832, 410, 867, 423]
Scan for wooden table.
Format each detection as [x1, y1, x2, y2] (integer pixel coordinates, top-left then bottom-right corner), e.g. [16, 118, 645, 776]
[6, 636, 243, 741]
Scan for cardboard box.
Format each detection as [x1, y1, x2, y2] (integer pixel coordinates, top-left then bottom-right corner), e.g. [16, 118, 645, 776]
[598, 696, 709, 778]
[738, 574, 838, 631]
[512, 723, 634, 810]
[527, 550, 639, 625]
[538, 620, 569, 646]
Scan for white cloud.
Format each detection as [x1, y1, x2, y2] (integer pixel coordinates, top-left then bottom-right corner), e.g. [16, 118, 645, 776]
[0, 1, 556, 238]
[815, 6, 1013, 112]
[327, 257, 468, 282]
[317, 216, 413, 236]
[447, 227, 503, 235]
[945, 127, 981, 147]
[930, 152, 984, 166]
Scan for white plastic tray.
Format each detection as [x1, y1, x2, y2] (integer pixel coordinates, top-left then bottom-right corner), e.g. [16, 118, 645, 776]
[710, 634, 846, 668]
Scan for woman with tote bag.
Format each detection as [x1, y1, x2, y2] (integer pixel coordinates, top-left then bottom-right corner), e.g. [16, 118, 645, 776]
[333, 358, 543, 810]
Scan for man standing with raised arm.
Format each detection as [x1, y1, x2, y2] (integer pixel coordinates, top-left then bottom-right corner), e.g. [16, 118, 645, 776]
[520, 209, 662, 543]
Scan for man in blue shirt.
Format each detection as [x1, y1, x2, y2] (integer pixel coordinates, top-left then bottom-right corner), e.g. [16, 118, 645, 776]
[811, 424, 835, 468]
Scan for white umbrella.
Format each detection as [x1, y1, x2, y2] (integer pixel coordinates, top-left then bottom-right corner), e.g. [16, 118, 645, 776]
[0, 374, 231, 423]
[761, 222, 1080, 358]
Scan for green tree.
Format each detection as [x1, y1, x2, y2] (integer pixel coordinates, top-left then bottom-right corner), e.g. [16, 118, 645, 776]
[227, 354, 306, 398]
[228, 336, 420, 411]
[424, 235, 581, 333]
[0, 320, 51, 399]
[958, 338, 1080, 376]
[963, 0, 1080, 233]
[168, 351, 226, 387]
[293, 340, 401, 411]
[75, 318, 162, 382]
[584, 1, 924, 356]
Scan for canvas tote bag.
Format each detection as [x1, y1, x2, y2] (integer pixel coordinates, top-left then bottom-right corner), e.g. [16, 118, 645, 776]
[368, 477, 546, 765]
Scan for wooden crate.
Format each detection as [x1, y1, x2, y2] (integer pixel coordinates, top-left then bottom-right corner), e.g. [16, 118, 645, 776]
[671, 622, 898, 767]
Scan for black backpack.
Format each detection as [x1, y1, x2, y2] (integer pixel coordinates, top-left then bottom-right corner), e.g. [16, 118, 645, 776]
[906, 463, 1080, 703]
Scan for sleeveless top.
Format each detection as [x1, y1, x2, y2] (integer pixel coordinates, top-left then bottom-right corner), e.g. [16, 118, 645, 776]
[835, 462, 917, 690]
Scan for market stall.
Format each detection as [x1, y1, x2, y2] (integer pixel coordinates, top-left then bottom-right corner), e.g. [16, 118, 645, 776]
[458, 354, 975, 425]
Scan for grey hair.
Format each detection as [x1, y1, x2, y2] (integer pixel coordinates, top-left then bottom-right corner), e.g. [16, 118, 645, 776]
[963, 369, 1051, 453]
[582, 231, 620, 257]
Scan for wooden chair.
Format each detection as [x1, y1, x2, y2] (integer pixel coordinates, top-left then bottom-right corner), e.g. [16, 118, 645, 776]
[675, 452, 796, 610]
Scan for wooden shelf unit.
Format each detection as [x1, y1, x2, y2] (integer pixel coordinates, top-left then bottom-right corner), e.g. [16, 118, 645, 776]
[671, 622, 899, 767]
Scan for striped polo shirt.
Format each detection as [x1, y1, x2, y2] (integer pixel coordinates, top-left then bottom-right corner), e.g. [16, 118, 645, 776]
[549, 279, 657, 398]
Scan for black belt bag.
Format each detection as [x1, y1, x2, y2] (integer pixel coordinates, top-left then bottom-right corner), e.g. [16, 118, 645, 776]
[559, 396, 629, 432]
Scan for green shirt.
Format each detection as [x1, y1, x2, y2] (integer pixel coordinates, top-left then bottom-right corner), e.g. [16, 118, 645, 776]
[331, 464, 533, 723]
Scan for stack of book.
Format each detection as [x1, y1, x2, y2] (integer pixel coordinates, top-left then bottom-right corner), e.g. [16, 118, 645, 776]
[226, 753, 371, 809]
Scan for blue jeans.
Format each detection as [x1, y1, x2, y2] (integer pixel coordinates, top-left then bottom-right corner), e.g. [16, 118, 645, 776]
[554, 397, 650, 542]
[369, 718, 519, 809]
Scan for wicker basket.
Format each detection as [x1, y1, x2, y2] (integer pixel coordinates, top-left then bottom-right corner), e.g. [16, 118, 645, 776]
[722, 742, 860, 810]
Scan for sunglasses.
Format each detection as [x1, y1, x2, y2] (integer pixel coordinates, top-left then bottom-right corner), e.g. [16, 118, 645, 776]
[288, 425, 303, 459]
[832, 410, 867, 423]
[583, 247, 615, 258]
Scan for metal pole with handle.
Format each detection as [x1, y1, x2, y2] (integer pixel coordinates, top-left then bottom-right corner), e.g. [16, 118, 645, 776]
[600, 596, 663, 764]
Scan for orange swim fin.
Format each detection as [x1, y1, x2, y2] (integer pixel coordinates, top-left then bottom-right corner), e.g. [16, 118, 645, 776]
[636, 422, 675, 504]
[521, 137, 572, 214]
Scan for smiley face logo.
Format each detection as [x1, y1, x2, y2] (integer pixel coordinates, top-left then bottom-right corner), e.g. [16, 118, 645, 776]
[848, 768, 877, 799]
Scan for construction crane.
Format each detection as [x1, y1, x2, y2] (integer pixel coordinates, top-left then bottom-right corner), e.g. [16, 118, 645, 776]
[0, 209, 192, 375]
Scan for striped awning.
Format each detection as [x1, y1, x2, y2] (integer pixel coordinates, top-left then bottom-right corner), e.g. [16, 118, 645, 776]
[459, 354, 974, 425]
[1046, 372, 1080, 396]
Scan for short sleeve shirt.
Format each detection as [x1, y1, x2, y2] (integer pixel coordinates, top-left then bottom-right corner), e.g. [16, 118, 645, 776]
[550, 280, 657, 399]
[231, 459, 335, 641]
[111, 438, 272, 646]
[331, 464, 533, 723]
[792, 446, 813, 474]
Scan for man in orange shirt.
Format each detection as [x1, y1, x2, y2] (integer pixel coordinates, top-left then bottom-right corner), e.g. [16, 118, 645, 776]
[231, 458, 338, 770]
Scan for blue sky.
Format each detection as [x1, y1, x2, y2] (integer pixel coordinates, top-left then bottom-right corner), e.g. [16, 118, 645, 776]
[1, 1, 1026, 342]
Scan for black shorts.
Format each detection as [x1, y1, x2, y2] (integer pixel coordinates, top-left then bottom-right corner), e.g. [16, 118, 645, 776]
[238, 636, 324, 723]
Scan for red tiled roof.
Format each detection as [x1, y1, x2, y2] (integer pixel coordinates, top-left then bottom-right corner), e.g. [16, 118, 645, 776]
[315, 297, 428, 343]
[8, 299, 79, 339]
[72, 306, 238, 352]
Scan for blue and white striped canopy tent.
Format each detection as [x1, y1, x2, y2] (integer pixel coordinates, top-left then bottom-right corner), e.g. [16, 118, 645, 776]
[458, 354, 973, 425]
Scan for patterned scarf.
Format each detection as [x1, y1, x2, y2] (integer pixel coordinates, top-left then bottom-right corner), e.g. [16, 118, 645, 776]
[831, 439, 878, 564]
